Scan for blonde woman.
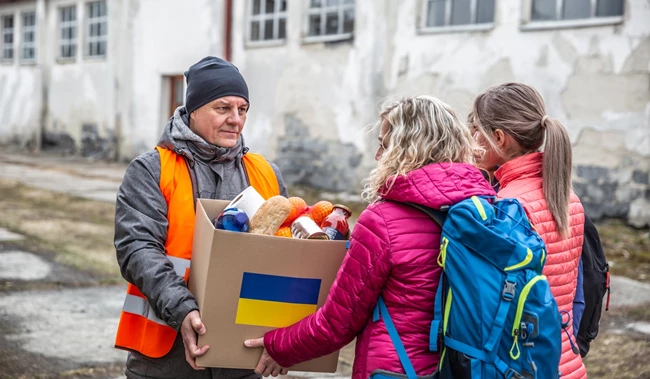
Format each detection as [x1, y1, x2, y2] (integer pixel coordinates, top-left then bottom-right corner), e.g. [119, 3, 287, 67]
[469, 83, 587, 379]
[245, 96, 495, 378]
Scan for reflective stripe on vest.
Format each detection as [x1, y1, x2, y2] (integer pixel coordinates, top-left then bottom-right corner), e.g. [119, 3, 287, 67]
[115, 146, 279, 358]
[121, 256, 192, 326]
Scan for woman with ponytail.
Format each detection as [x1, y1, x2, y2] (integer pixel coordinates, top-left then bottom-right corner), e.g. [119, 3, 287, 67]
[469, 83, 587, 379]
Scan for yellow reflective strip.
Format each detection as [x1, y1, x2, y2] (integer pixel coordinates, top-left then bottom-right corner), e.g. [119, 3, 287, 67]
[235, 298, 317, 328]
[443, 288, 453, 334]
[471, 196, 487, 221]
[505, 248, 533, 272]
[540, 249, 546, 266]
[511, 275, 547, 337]
[438, 237, 448, 268]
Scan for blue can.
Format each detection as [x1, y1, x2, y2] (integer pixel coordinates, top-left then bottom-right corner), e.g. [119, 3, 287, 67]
[213, 208, 250, 233]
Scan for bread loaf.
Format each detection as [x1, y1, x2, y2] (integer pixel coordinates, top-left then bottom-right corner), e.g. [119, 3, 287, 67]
[249, 196, 292, 235]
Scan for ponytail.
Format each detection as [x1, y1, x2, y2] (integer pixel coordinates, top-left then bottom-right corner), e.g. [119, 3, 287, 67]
[542, 118, 572, 237]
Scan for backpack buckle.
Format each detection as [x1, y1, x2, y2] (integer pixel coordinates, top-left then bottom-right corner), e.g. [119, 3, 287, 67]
[502, 280, 516, 301]
[504, 368, 525, 379]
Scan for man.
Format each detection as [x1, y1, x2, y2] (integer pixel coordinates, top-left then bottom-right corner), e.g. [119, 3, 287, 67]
[114, 56, 288, 379]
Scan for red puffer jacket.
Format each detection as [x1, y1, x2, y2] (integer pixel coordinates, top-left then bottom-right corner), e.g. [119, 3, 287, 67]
[496, 152, 587, 379]
[264, 163, 495, 379]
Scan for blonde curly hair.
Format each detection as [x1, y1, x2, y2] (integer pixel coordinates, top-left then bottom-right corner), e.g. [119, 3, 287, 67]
[362, 96, 482, 203]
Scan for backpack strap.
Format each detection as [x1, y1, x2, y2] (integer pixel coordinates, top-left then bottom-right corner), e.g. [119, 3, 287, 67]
[402, 202, 448, 227]
[429, 275, 446, 352]
[388, 201, 448, 354]
[374, 296, 418, 379]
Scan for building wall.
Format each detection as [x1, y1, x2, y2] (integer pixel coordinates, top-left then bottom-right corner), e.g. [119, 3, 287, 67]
[384, 0, 650, 226]
[44, 0, 127, 158]
[0, 0, 44, 149]
[231, 0, 386, 192]
[231, 0, 650, 226]
[127, 0, 225, 156]
[0, 0, 128, 157]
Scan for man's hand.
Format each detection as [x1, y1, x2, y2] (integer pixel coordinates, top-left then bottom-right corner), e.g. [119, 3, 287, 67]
[181, 310, 210, 370]
[244, 337, 289, 377]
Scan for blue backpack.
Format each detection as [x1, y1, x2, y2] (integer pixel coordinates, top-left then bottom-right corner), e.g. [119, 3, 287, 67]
[371, 196, 563, 379]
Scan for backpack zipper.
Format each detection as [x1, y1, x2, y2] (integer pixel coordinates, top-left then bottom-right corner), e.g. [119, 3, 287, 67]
[510, 275, 547, 360]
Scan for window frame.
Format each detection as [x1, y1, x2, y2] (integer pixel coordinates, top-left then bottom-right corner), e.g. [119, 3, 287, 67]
[418, 0, 495, 35]
[302, 0, 355, 44]
[85, 0, 107, 59]
[58, 4, 78, 62]
[246, 0, 288, 47]
[1, 13, 15, 63]
[521, 0, 624, 31]
[20, 10, 36, 63]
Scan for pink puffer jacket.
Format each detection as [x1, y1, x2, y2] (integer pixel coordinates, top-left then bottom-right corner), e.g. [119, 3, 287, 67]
[264, 163, 495, 379]
[496, 153, 587, 379]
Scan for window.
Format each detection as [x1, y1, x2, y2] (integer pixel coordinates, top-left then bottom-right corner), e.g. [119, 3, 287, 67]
[424, 0, 495, 29]
[86, 0, 107, 57]
[21, 11, 36, 62]
[531, 0, 624, 22]
[306, 0, 354, 41]
[1, 14, 14, 61]
[59, 5, 77, 59]
[249, 0, 287, 43]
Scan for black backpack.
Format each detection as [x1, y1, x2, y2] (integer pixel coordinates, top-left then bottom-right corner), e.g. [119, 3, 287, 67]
[577, 215, 610, 357]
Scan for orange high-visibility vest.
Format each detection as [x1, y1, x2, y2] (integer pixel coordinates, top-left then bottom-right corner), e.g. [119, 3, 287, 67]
[114, 146, 279, 358]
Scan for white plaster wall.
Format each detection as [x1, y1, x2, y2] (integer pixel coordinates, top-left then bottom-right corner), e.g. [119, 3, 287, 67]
[127, 0, 225, 156]
[44, 0, 123, 153]
[230, 0, 386, 164]
[0, 1, 43, 146]
[387, 0, 650, 161]
[231, 0, 649, 173]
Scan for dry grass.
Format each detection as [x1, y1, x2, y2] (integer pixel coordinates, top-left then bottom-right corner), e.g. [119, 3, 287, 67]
[0, 178, 120, 282]
[596, 218, 650, 283]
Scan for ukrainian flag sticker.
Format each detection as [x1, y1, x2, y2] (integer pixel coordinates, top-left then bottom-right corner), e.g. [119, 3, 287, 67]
[235, 272, 322, 328]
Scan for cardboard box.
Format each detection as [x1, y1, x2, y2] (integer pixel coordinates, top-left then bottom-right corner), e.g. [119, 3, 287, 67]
[189, 199, 348, 372]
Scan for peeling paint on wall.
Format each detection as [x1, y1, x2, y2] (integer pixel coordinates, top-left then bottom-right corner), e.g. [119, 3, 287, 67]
[275, 114, 362, 192]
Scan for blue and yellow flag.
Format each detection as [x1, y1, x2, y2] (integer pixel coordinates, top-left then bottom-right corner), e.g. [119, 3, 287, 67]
[235, 272, 322, 328]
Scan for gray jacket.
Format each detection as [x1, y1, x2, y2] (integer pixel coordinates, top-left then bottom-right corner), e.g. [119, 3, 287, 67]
[114, 107, 287, 377]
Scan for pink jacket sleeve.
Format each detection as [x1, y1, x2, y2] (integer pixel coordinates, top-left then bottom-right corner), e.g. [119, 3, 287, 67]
[264, 206, 392, 367]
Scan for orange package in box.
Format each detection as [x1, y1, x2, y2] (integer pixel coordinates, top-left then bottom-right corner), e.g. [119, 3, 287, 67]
[309, 201, 333, 225]
[275, 226, 292, 238]
[282, 197, 309, 227]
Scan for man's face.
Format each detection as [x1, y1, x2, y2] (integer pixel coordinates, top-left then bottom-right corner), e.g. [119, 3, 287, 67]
[189, 96, 249, 148]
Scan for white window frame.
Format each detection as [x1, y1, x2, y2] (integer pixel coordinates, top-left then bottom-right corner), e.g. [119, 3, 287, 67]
[521, 0, 624, 31]
[303, 0, 355, 44]
[1, 14, 14, 63]
[85, 0, 107, 59]
[246, 0, 288, 47]
[58, 5, 77, 61]
[21, 11, 36, 63]
[419, 0, 495, 34]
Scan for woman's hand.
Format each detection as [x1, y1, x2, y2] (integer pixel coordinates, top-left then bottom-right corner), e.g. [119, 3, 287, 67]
[244, 337, 289, 377]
